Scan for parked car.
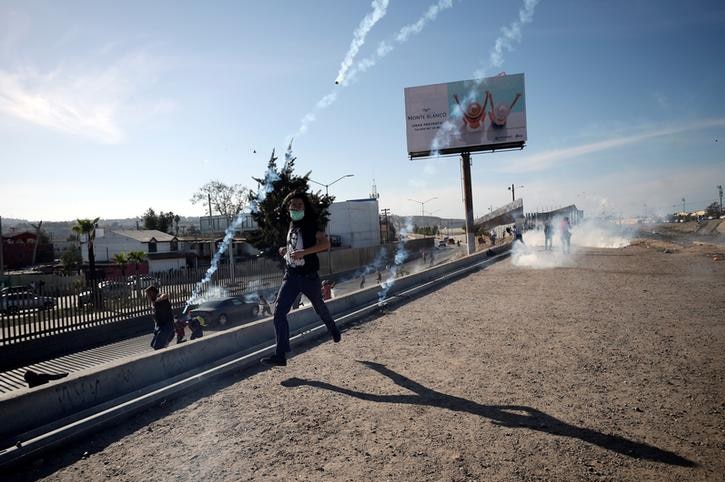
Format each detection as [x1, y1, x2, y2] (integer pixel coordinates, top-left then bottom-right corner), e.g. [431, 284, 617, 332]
[127, 275, 161, 289]
[78, 281, 131, 306]
[0, 292, 56, 314]
[189, 296, 260, 327]
[1, 285, 35, 296]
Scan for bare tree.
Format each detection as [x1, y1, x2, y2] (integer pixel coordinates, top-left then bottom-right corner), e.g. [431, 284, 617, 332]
[191, 181, 249, 223]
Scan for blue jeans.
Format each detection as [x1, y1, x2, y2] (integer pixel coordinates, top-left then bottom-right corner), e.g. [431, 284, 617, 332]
[273, 270, 337, 356]
[151, 324, 175, 350]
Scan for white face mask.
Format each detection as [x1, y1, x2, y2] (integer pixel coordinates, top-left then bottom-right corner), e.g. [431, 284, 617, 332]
[289, 209, 305, 221]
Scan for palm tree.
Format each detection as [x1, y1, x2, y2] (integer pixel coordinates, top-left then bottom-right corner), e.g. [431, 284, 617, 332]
[128, 251, 146, 274]
[73, 218, 100, 305]
[113, 252, 129, 278]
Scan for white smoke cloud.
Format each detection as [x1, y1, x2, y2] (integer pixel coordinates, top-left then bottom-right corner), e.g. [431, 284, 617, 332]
[511, 217, 631, 269]
[335, 0, 390, 85]
[378, 217, 414, 302]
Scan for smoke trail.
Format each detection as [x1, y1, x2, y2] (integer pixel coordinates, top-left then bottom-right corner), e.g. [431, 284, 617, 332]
[335, 0, 390, 85]
[378, 217, 413, 303]
[185, 164, 280, 307]
[429, 0, 540, 156]
[289, 0, 456, 141]
[344, 0, 455, 85]
[474, 0, 540, 79]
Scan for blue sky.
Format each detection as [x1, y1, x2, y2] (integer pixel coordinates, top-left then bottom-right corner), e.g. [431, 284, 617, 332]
[1, 0, 724, 222]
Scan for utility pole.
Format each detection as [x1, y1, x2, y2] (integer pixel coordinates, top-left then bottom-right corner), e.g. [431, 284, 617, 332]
[718, 185, 723, 215]
[508, 184, 523, 203]
[380, 208, 390, 244]
[682, 197, 686, 213]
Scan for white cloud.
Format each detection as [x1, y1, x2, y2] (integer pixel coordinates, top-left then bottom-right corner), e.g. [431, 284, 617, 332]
[500, 118, 725, 173]
[0, 51, 166, 144]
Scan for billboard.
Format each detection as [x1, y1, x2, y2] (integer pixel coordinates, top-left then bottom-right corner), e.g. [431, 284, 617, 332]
[404, 73, 526, 158]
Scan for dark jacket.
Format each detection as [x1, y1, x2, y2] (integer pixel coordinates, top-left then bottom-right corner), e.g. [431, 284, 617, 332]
[153, 296, 174, 328]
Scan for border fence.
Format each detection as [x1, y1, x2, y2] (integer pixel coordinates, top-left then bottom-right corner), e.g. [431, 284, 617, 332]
[0, 257, 283, 347]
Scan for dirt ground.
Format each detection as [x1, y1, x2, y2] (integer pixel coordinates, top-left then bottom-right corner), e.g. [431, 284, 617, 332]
[7, 240, 725, 482]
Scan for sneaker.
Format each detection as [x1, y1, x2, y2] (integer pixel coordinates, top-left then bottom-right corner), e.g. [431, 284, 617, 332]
[177, 337, 187, 344]
[260, 354, 287, 367]
[330, 326, 341, 343]
[190, 330, 203, 340]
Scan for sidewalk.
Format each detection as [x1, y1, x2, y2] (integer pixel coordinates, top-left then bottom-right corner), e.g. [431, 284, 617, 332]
[8, 245, 723, 481]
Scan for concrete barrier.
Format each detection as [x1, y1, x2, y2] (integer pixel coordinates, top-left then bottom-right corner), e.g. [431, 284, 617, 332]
[0, 243, 510, 450]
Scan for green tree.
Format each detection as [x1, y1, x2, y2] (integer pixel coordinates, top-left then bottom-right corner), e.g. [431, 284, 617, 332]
[113, 252, 129, 278]
[142, 208, 158, 230]
[73, 218, 100, 306]
[142, 209, 179, 234]
[73, 218, 99, 277]
[191, 181, 249, 224]
[247, 147, 333, 256]
[60, 245, 82, 273]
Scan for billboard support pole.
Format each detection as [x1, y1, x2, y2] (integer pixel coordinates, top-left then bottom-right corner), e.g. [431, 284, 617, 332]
[461, 152, 476, 255]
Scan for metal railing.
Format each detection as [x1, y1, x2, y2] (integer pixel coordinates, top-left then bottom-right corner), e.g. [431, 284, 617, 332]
[0, 258, 284, 346]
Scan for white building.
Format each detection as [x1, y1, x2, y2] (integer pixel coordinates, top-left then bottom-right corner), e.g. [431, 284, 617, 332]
[199, 214, 257, 234]
[81, 229, 187, 273]
[328, 199, 380, 248]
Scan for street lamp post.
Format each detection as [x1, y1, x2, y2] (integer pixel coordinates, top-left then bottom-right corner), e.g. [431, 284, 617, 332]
[308, 174, 355, 275]
[408, 197, 438, 218]
[408, 197, 438, 237]
[508, 184, 524, 202]
[308, 174, 355, 197]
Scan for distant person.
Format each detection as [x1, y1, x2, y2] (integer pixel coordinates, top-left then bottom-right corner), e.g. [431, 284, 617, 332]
[259, 295, 272, 317]
[513, 225, 524, 244]
[560, 217, 572, 254]
[261, 191, 341, 367]
[146, 286, 175, 350]
[321, 280, 335, 300]
[359, 275, 365, 289]
[174, 311, 203, 344]
[544, 220, 553, 251]
[490, 230, 497, 245]
[376, 270, 382, 284]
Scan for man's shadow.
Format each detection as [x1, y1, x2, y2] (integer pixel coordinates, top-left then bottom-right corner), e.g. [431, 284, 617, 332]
[281, 361, 695, 467]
